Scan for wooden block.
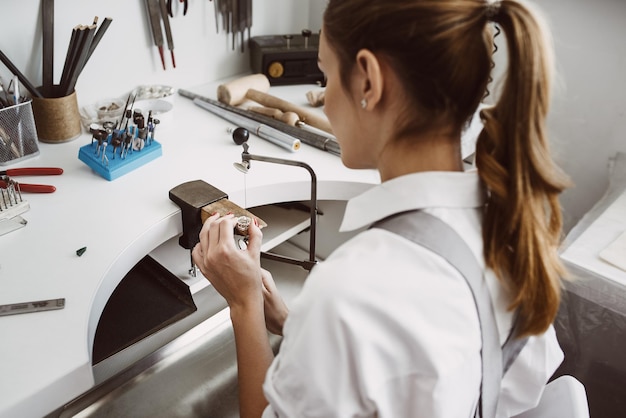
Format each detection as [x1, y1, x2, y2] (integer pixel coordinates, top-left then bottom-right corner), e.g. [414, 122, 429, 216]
[200, 198, 267, 228]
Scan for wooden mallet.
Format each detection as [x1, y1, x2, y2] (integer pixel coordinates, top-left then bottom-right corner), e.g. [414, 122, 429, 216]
[217, 74, 333, 135]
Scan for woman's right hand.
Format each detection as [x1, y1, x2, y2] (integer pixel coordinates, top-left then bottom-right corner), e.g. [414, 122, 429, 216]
[261, 268, 288, 336]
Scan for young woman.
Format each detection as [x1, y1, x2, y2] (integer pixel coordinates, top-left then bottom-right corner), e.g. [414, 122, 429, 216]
[192, 0, 571, 416]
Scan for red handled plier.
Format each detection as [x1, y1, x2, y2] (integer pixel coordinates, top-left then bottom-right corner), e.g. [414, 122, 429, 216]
[0, 167, 63, 193]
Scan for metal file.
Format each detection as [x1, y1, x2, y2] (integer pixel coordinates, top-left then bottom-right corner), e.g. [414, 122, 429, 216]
[0, 298, 65, 316]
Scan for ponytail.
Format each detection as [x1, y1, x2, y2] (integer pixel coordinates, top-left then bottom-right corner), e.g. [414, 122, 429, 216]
[475, 0, 571, 337]
[324, 0, 570, 337]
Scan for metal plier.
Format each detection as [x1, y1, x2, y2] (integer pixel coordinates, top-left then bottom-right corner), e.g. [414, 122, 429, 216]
[0, 167, 63, 193]
[167, 0, 188, 17]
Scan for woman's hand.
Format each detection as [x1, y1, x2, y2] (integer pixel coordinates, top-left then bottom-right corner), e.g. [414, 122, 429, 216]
[192, 213, 264, 311]
[193, 213, 275, 417]
[261, 268, 289, 336]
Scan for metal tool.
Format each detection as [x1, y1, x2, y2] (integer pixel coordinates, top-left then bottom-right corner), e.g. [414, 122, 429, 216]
[167, 0, 188, 17]
[0, 76, 9, 108]
[212, 0, 253, 52]
[159, 0, 176, 68]
[234, 141, 319, 271]
[0, 49, 43, 99]
[8, 76, 20, 106]
[146, 0, 175, 69]
[178, 88, 340, 156]
[0, 298, 65, 316]
[193, 98, 300, 152]
[169, 180, 228, 276]
[42, 0, 54, 97]
[169, 179, 267, 276]
[81, 17, 113, 75]
[52, 16, 112, 97]
[59, 17, 108, 96]
[0, 178, 29, 236]
[0, 167, 63, 193]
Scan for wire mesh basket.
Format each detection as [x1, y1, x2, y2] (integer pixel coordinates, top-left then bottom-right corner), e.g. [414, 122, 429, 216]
[0, 101, 40, 165]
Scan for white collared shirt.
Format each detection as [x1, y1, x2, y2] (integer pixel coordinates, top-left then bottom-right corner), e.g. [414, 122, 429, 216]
[262, 171, 563, 418]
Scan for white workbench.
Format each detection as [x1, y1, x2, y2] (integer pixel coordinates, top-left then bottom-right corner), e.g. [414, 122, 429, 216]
[560, 152, 626, 314]
[554, 153, 626, 416]
[0, 80, 380, 418]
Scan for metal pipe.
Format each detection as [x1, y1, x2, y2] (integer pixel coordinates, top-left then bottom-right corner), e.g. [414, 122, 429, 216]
[179, 88, 340, 156]
[193, 98, 300, 152]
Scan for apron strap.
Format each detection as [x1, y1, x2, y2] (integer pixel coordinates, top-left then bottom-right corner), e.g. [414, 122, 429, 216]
[373, 211, 527, 418]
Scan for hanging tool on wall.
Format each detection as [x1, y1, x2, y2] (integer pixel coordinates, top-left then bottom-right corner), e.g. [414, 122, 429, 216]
[145, 0, 176, 69]
[210, 0, 253, 52]
[167, 0, 188, 17]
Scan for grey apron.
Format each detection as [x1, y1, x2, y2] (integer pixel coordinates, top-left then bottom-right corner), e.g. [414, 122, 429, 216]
[373, 211, 528, 418]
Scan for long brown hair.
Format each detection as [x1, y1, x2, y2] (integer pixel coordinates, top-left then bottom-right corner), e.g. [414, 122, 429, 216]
[324, 0, 570, 337]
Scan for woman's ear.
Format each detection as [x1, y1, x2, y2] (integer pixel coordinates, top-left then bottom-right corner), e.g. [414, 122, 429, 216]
[355, 49, 383, 110]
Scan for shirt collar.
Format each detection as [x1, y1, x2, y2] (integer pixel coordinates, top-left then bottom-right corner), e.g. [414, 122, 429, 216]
[339, 170, 486, 232]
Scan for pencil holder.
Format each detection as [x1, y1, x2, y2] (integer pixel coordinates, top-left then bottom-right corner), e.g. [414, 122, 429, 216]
[0, 101, 40, 165]
[32, 88, 81, 143]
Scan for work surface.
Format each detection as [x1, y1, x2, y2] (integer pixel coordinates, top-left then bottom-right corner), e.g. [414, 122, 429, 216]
[556, 153, 626, 417]
[560, 152, 626, 314]
[0, 80, 380, 418]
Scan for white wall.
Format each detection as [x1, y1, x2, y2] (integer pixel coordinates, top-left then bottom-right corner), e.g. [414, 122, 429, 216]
[1, 0, 624, 231]
[542, 0, 626, 231]
[0, 0, 310, 105]
[308, 0, 325, 31]
[489, 0, 625, 231]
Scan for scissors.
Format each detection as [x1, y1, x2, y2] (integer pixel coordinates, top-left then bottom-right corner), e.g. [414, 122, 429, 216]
[0, 167, 63, 193]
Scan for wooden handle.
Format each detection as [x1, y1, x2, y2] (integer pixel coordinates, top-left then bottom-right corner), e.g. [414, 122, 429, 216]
[217, 74, 270, 106]
[200, 198, 267, 228]
[306, 89, 325, 107]
[248, 106, 300, 126]
[245, 89, 333, 135]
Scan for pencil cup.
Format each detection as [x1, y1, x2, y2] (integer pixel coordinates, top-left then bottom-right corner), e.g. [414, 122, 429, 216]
[0, 101, 40, 165]
[32, 89, 81, 143]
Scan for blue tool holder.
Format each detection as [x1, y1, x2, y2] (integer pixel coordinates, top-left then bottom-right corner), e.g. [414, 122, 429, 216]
[78, 139, 162, 181]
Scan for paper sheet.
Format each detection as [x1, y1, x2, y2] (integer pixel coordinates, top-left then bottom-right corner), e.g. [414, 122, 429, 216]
[561, 189, 626, 286]
[600, 230, 626, 272]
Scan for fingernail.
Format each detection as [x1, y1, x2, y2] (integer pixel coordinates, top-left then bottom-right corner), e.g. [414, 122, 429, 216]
[211, 211, 219, 217]
[253, 217, 258, 226]
[226, 211, 233, 215]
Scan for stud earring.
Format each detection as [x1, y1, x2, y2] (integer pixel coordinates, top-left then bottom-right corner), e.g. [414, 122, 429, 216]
[360, 98, 368, 109]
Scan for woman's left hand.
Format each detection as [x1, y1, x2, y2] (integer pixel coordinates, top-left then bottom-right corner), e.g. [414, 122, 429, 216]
[192, 213, 264, 310]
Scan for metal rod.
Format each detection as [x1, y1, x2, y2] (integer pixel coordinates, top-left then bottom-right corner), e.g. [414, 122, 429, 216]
[260, 251, 317, 271]
[42, 0, 54, 96]
[0, 50, 43, 98]
[193, 98, 300, 152]
[81, 17, 113, 75]
[179, 88, 340, 156]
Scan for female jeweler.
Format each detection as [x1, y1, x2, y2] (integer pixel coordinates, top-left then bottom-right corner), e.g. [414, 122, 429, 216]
[192, 0, 571, 416]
